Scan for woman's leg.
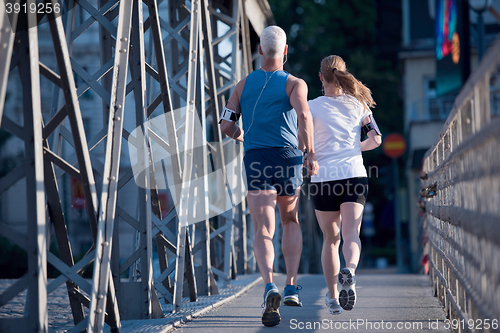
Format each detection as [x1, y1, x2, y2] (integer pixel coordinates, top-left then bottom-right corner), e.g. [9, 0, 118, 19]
[339, 202, 365, 271]
[315, 210, 342, 299]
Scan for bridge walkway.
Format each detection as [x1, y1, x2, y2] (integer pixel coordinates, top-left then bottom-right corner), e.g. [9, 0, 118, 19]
[173, 272, 450, 333]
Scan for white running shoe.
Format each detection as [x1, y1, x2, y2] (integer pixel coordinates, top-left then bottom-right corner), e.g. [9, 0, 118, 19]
[338, 267, 356, 311]
[325, 291, 343, 315]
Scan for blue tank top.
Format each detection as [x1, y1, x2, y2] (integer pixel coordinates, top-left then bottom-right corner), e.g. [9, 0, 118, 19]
[240, 70, 298, 152]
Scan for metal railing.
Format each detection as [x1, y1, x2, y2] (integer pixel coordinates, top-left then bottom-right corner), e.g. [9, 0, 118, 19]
[421, 36, 500, 332]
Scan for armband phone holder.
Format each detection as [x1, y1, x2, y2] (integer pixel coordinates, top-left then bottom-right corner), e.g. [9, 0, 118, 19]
[362, 115, 382, 136]
[218, 106, 240, 123]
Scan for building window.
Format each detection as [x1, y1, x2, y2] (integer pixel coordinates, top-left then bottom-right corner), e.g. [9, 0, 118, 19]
[427, 78, 455, 120]
[410, 78, 456, 121]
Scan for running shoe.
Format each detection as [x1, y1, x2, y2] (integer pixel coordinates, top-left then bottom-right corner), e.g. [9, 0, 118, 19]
[325, 291, 343, 315]
[283, 284, 303, 307]
[338, 267, 356, 310]
[261, 283, 281, 327]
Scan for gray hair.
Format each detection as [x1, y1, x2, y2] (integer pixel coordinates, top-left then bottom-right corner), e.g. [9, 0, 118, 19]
[260, 26, 286, 58]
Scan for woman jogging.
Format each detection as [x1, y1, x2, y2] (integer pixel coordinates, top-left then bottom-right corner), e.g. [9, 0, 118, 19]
[306, 55, 382, 315]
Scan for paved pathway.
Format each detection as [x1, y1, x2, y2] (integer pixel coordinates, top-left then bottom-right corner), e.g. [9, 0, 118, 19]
[0, 273, 451, 332]
[173, 273, 451, 333]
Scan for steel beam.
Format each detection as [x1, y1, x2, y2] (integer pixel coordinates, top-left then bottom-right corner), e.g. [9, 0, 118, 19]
[87, 0, 134, 330]
[0, 0, 18, 126]
[17, 6, 48, 332]
[172, 0, 200, 313]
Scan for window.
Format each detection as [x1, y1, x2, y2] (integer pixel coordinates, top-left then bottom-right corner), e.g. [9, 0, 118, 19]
[425, 77, 455, 120]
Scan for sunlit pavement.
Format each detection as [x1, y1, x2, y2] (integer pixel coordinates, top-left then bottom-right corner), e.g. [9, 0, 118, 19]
[173, 273, 450, 333]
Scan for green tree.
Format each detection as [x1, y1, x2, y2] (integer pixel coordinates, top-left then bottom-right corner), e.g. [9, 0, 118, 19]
[268, 0, 403, 134]
[268, 0, 405, 267]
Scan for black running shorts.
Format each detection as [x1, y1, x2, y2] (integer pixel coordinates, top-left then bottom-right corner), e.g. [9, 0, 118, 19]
[309, 177, 368, 211]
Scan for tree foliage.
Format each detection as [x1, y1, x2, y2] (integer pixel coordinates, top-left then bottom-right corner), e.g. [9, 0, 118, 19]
[268, 0, 403, 134]
[268, 0, 405, 263]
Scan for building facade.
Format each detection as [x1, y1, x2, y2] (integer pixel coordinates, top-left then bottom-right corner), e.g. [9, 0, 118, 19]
[401, 0, 499, 272]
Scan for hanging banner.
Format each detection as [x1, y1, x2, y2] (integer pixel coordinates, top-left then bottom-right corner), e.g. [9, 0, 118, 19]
[435, 0, 470, 96]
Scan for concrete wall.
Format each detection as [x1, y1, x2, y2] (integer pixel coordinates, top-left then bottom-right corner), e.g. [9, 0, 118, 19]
[401, 51, 435, 129]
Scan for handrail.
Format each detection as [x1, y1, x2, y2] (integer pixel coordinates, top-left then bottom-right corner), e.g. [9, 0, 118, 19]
[421, 36, 500, 331]
[423, 35, 500, 166]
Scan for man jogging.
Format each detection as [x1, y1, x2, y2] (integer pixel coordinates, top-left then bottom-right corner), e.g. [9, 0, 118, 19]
[219, 25, 318, 327]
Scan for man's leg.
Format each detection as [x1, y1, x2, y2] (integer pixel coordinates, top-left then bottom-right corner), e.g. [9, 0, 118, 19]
[248, 189, 282, 327]
[276, 188, 301, 287]
[246, 190, 277, 284]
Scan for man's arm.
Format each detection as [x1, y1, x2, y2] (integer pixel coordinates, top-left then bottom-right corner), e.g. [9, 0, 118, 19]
[220, 79, 245, 142]
[297, 132, 305, 151]
[289, 78, 318, 175]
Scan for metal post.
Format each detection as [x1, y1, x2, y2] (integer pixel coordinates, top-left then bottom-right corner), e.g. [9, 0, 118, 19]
[46, 0, 101, 241]
[0, 1, 18, 126]
[172, 0, 200, 313]
[98, 0, 114, 125]
[18, 7, 48, 332]
[393, 157, 403, 272]
[144, 0, 186, 306]
[196, 20, 212, 295]
[238, 3, 252, 274]
[200, 0, 233, 286]
[129, 0, 155, 319]
[87, 0, 134, 330]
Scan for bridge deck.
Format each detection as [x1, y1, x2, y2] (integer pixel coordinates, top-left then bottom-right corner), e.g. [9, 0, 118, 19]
[0, 272, 451, 332]
[174, 273, 451, 333]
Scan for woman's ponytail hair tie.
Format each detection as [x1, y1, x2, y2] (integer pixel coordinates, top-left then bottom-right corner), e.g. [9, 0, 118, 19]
[332, 68, 337, 73]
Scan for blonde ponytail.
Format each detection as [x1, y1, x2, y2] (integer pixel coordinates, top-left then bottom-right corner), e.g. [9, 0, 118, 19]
[320, 55, 376, 109]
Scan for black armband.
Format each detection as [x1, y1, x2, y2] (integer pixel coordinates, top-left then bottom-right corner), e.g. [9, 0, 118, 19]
[362, 123, 374, 136]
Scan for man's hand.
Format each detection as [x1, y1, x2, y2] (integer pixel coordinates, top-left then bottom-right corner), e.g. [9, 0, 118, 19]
[306, 152, 319, 176]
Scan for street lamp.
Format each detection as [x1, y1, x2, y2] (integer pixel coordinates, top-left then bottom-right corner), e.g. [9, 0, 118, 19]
[469, 0, 492, 60]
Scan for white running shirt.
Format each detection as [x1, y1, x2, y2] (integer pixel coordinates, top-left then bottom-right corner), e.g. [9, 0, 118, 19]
[308, 95, 372, 183]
